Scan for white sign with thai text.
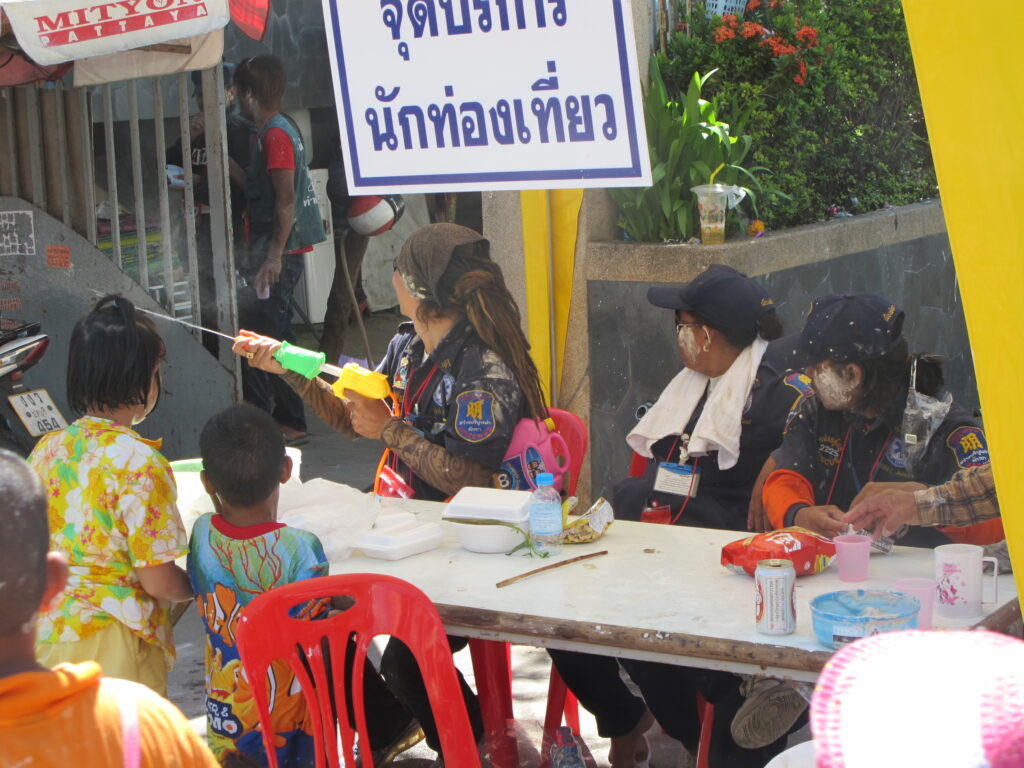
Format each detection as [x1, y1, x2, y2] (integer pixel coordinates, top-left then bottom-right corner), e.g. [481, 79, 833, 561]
[323, 0, 652, 194]
[1, 0, 230, 65]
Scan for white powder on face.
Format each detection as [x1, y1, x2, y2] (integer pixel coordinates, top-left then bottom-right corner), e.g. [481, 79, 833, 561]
[677, 325, 703, 364]
[811, 363, 858, 410]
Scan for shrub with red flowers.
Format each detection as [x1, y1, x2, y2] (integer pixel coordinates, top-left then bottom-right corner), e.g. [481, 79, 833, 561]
[704, 0, 818, 88]
[662, 0, 936, 229]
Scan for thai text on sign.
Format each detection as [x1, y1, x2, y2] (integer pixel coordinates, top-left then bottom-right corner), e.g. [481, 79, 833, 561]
[323, 0, 652, 193]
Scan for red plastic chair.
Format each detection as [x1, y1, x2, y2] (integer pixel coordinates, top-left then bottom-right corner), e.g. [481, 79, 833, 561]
[236, 574, 481, 768]
[469, 408, 588, 766]
[546, 408, 588, 496]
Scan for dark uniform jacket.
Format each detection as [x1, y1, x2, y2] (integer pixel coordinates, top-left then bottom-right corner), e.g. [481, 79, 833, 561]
[613, 340, 812, 532]
[379, 319, 525, 501]
[771, 392, 990, 546]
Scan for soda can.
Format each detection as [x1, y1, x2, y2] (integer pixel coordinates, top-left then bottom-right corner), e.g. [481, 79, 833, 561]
[755, 558, 796, 635]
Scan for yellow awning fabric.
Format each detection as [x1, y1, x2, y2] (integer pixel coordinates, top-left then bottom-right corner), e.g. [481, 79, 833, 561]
[520, 189, 584, 406]
[902, 0, 1024, 594]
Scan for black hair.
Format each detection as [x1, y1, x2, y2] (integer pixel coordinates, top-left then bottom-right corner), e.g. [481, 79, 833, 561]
[692, 308, 784, 348]
[0, 450, 50, 635]
[200, 404, 286, 508]
[417, 240, 548, 421]
[831, 339, 945, 417]
[67, 295, 165, 415]
[234, 55, 287, 112]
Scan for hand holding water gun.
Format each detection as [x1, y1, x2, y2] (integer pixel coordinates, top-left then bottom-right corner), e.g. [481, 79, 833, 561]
[232, 331, 392, 400]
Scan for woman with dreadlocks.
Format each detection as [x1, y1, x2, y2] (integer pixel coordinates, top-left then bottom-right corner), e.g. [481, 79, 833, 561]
[234, 222, 548, 763]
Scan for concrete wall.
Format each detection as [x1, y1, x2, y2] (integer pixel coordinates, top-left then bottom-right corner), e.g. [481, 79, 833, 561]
[0, 198, 235, 459]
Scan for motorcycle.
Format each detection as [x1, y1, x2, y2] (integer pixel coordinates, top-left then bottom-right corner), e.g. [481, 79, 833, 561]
[0, 321, 65, 456]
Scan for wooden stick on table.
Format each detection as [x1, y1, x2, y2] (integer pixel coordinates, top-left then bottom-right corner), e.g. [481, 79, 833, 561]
[496, 550, 609, 589]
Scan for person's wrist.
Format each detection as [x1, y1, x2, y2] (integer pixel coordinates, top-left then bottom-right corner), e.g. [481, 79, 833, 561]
[785, 503, 809, 528]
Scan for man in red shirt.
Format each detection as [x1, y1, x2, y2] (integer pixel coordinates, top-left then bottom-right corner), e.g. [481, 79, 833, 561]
[233, 55, 326, 444]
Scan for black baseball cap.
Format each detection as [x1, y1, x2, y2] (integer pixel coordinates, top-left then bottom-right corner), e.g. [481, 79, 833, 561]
[192, 63, 236, 95]
[790, 293, 905, 368]
[647, 264, 775, 329]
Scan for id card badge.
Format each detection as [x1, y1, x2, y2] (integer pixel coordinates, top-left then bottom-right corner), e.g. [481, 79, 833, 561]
[653, 462, 701, 497]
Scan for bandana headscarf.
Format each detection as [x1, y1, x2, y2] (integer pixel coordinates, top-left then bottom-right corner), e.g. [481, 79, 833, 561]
[396, 223, 488, 302]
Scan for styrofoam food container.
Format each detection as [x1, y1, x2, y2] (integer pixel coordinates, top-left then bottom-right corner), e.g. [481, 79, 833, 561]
[443, 487, 532, 553]
[356, 513, 444, 560]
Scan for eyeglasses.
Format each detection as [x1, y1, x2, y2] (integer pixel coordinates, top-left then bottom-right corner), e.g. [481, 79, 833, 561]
[675, 322, 703, 334]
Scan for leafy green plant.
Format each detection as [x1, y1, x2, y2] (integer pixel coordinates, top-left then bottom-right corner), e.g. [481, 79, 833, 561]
[610, 55, 773, 242]
[663, 0, 936, 229]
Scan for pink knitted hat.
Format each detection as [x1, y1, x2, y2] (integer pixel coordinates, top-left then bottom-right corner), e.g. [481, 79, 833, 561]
[811, 630, 1024, 768]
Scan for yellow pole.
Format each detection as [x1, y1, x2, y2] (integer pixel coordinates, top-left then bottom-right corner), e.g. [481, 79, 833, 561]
[550, 189, 584, 392]
[902, 0, 1024, 595]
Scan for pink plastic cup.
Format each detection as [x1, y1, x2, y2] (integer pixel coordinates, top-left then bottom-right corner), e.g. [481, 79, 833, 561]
[894, 577, 937, 630]
[834, 534, 872, 582]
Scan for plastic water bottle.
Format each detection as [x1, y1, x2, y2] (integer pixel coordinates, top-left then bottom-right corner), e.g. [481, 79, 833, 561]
[528, 472, 563, 556]
[550, 726, 586, 768]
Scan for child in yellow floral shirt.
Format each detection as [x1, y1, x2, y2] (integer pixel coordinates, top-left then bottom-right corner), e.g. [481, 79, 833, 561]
[29, 295, 193, 696]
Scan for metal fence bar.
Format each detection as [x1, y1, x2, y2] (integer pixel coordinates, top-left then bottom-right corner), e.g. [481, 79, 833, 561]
[153, 77, 176, 316]
[54, 83, 72, 227]
[127, 80, 148, 291]
[178, 72, 200, 325]
[201, 66, 242, 391]
[0, 88, 17, 198]
[102, 85, 122, 268]
[25, 87, 46, 208]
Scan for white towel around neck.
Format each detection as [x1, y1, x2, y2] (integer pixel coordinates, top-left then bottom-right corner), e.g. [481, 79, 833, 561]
[626, 338, 768, 470]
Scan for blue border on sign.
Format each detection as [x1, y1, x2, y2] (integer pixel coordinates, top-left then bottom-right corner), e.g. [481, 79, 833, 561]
[328, 0, 643, 188]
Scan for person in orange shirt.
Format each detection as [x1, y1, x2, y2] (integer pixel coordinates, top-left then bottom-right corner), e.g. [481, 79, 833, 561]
[0, 449, 218, 768]
[760, 293, 1001, 546]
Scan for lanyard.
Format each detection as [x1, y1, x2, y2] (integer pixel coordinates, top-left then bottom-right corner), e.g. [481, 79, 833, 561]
[401, 362, 439, 420]
[824, 425, 894, 505]
[388, 362, 440, 477]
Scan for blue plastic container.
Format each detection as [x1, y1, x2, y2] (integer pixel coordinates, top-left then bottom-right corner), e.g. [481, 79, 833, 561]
[810, 589, 920, 649]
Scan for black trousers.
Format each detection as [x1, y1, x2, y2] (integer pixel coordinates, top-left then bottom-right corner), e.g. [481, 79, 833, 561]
[380, 635, 484, 755]
[548, 650, 795, 768]
[237, 253, 307, 432]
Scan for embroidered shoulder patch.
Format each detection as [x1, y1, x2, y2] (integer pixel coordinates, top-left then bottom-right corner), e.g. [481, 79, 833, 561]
[454, 390, 496, 443]
[886, 437, 908, 470]
[946, 426, 989, 468]
[783, 372, 814, 432]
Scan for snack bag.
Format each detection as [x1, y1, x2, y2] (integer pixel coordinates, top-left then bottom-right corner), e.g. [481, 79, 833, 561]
[561, 497, 614, 544]
[721, 527, 836, 576]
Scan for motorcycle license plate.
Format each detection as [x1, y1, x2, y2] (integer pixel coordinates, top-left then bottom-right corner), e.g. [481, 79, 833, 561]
[8, 389, 68, 437]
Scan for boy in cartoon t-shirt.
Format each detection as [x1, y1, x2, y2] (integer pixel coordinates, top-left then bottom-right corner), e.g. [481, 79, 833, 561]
[187, 404, 327, 766]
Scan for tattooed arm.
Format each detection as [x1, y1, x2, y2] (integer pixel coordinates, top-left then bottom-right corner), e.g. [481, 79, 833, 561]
[282, 371, 359, 438]
[380, 418, 494, 496]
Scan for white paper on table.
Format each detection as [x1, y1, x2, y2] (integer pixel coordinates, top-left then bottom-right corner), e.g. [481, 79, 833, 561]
[278, 478, 380, 563]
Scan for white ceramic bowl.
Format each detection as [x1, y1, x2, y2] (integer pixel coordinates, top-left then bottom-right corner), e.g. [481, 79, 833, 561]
[448, 514, 529, 554]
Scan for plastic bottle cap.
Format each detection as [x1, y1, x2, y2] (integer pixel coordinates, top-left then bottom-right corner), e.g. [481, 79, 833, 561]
[536, 472, 555, 486]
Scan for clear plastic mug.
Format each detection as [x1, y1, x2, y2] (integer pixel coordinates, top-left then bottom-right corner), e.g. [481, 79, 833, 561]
[690, 184, 746, 245]
[934, 543, 998, 618]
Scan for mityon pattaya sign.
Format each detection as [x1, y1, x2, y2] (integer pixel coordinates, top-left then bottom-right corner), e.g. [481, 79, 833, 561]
[323, 0, 651, 193]
[1, 0, 230, 64]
